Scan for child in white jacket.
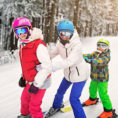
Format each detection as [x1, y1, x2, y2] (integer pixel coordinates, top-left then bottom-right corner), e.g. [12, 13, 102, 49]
[45, 20, 89, 118]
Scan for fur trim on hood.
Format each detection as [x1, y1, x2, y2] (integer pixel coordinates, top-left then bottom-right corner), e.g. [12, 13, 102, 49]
[29, 27, 44, 41]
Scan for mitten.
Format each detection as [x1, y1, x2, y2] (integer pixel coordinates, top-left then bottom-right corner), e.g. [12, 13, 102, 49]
[19, 77, 26, 87]
[83, 56, 92, 63]
[36, 64, 42, 72]
[28, 84, 39, 94]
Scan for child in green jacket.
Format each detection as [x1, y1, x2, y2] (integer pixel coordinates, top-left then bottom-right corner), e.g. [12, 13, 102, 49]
[83, 39, 117, 118]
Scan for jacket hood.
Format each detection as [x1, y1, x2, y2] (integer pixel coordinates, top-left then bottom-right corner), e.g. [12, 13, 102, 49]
[29, 27, 44, 42]
[64, 29, 80, 48]
[70, 29, 79, 42]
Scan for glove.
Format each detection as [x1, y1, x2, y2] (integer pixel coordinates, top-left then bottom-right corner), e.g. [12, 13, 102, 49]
[36, 64, 42, 72]
[28, 84, 39, 94]
[83, 56, 92, 63]
[19, 77, 26, 87]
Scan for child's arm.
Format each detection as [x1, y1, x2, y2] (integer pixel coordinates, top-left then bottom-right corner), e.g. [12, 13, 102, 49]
[34, 44, 52, 88]
[83, 53, 94, 63]
[91, 52, 110, 66]
[51, 41, 82, 71]
[49, 42, 59, 60]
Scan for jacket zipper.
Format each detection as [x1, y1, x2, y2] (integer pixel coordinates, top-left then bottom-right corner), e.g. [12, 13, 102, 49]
[20, 45, 24, 77]
[20, 44, 25, 80]
[76, 67, 79, 76]
[66, 48, 71, 81]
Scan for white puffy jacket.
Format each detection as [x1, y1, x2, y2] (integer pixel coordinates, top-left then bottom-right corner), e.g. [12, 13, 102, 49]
[50, 30, 89, 82]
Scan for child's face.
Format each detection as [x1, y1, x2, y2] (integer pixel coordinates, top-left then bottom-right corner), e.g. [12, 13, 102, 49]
[97, 48, 105, 52]
[97, 43, 108, 52]
[14, 27, 28, 40]
[18, 33, 28, 40]
[60, 36, 70, 40]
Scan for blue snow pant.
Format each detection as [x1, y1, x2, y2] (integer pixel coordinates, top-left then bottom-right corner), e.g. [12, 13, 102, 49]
[52, 77, 86, 118]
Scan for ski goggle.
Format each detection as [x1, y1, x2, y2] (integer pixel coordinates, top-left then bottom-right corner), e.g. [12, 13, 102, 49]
[14, 27, 28, 35]
[97, 43, 109, 49]
[58, 31, 73, 38]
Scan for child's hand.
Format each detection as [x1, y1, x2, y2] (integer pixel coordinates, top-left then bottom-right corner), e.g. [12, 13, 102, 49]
[28, 84, 39, 94]
[36, 64, 42, 72]
[83, 56, 92, 63]
[19, 77, 26, 87]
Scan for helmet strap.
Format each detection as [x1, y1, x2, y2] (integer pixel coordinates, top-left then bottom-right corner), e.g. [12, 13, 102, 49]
[69, 33, 73, 39]
[26, 31, 31, 39]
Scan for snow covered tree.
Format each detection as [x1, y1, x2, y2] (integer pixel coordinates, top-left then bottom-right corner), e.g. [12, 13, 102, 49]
[2, 0, 43, 50]
[1, 0, 118, 50]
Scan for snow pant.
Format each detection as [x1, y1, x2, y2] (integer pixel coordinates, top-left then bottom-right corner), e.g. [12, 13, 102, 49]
[52, 77, 86, 118]
[21, 83, 46, 118]
[89, 80, 112, 110]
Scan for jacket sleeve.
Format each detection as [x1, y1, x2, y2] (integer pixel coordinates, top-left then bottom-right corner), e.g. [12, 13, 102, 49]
[49, 43, 59, 60]
[83, 52, 94, 59]
[53, 41, 83, 71]
[83, 53, 94, 63]
[34, 44, 52, 88]
[91, 52, 110, 66]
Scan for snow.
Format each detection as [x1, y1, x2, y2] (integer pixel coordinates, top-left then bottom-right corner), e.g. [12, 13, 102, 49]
[0, 36, 118, 118]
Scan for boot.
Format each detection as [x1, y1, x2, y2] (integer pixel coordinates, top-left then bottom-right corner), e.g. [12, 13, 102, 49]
[17, 114, 31, 118]
[97, 109, 118, 118]
[45, 105, 64, 118]
[82, 98, 99, 106]
[97, 111, 113, 118]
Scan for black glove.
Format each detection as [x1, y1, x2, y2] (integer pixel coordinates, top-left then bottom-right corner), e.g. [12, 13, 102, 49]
[19, 77, 26, 87]
[28, 84, 39, 94]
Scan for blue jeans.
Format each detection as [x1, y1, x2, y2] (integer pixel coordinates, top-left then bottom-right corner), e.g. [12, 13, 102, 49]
[52, 77, 86, 118]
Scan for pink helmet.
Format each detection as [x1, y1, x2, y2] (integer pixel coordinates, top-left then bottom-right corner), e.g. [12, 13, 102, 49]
[12, 17, 32, 29]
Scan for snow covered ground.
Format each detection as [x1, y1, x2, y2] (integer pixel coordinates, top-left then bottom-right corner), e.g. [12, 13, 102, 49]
[0, 37, 118, 118]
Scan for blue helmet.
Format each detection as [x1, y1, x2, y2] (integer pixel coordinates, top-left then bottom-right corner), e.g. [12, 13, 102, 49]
[57, 20, 74, 36]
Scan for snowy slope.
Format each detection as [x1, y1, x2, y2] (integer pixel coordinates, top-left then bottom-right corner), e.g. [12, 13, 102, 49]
[0, 37, 118, 118]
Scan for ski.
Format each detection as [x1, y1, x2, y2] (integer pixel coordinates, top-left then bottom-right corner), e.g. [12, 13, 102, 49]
[44, 108, 61, 118]
[111, 110, 118, 118]
[44, 100, 70, 117]
[60, 100, 72, 112]
[61, 99, 101, 113]
[60, 106, 72, 112]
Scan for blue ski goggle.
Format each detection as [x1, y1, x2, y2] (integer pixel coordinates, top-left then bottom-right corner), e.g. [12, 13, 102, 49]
[15, 27, 28, 35]
[97, 43, 109, 49]
[58, 31, 73, 38]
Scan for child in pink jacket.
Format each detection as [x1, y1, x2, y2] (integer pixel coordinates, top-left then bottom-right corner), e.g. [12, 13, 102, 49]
[12, 17, 52, 118]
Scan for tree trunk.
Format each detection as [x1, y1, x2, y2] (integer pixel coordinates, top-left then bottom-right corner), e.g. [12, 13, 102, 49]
[73, 0, 79, 28]
[89, 18, 93, 36]
[44, 0, 51, 43]
[48, 0, 57, 43]
[54, 0, 59, 43]
[106, 24, 110, 36]
[42, 0, 46, 31]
